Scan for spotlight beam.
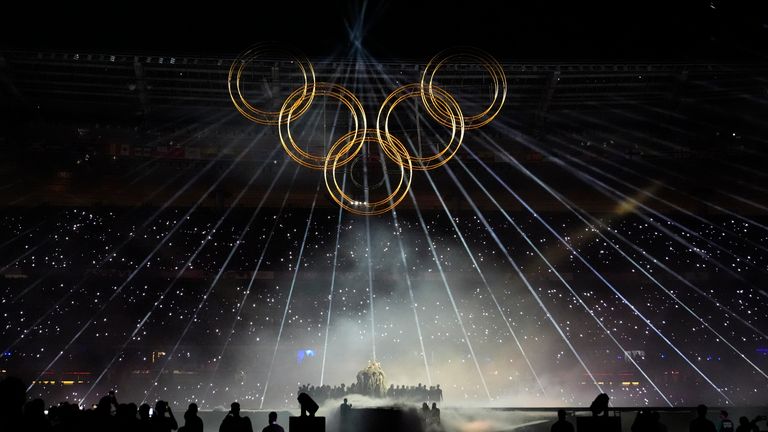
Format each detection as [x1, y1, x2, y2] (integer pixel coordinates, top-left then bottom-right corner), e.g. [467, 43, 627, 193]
[205, 165, 300, 406]
[367, 69, 546, 396]
[139, 160, 291, 404]
[547, 137, 768, 264]
[406, 188, 493, 401]
[79, 142, 283, 404]
[472, 126, 736, 404]
[467, 138, 768, 374]
[551, 129, 768, 234]
[494, 119, 763, 295]
[28, 127, 273, 392]
[260, 185, 320, 410]
[320, 171, 346, 386]
[2, 159, 199, 351]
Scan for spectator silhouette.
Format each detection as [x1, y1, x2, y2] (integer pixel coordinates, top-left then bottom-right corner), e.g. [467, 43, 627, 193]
[690, 404, 717, 432]
[261, 411, 284, 432]
[139, 403, 152, 430]
[590, 393, 610, 417]
[551, 409, 574, 432]
[720, 411, 735, 432]
[735, 416, 762, 432]
[179, 403, 203, 432]
[23, 398, 50, 432]
[220, 402, 253, 432]
[151, 400, 178, 432]
[116, 402, 139, 432]
[91, 395, 117, 431]
[653, 411, 668, 432]
[0, 376, 26, 432]
[430, 402, 441, 428]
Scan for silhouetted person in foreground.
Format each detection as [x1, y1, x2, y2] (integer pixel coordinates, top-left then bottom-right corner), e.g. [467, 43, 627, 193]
[0, 376, 26, 432]
[261, 411, 284, 432]
[551, 409, 574, 432]
[690, 404, 717, 432]
[590, 393, 610, 417]
[220, 402, 253, 432]
[720, 411, 735, 432]
[23, 398, 50, 432]
[653, 411, 668, 432]
[139, 403, 153, 430]
[735, 416, 764, 432]
[179, 403, 203, 432]
[151, 400, 178, 432]
[430, 402, 441, 428]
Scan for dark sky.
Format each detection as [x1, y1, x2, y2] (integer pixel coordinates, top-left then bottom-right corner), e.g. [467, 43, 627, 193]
[2, 1, 768, 60]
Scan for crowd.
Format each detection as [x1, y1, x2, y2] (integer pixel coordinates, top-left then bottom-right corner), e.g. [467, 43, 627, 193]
[0, 376, 277, 432]
[297, 383, 443, 405]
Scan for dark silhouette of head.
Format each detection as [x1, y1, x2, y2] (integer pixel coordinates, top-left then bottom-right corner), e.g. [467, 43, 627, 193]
[721, 410, 729, 419]
[343, 398, 348, 404]
[187, 403, 198, 415]
[97, 396, 112, 414]
[230, 402, 240, 416]
[432, 403, 437, 409]
[139, 403, 151, 420]
[269, 411, 277, 424]
[558, 409, 567, 421]
[697, 404, 708, 418]
[422, 402, 429, 410]
[739, 417, 749, 426]
[154, 400, 167, 417]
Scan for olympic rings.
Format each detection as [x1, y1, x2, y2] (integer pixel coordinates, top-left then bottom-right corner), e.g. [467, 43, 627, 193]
[420, 47, 507, 130]
[228, 43, 316, 126]
[278, 82, 367, 170]
[377, 83, 464, 171]
[324, 129, 413, 216]
[228, 44, 506, 215]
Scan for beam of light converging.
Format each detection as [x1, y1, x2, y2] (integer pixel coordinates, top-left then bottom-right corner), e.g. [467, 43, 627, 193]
[494, 120, 765, 296]
[317, 79, 355, 384]
[554, 107, 768, 202]
[545, 109, 768, 233]
[406, 187, 493, 401]
[463, 142, 768, 384]
[546, 136, 768, 263]
[444, 152, 673, 406]
[205, 165, 300, 406]
[473, 133, 768, 341]
[120, 110, 235, 178]
[360, 62, 545, 396]
[461, 137, 734, 403]
[138, 160, 292, 405]
[320, 171, 346, 386]
[380, 181, 433, 386]
[358, 48, 597, 400]
[550, 128, 768, 234]
[27, 127, 273, 393]
[79, 143, 285, 404]
[260, 184, 319, 410]
[4, 163, 196, 309]
[2, 155, 213, 354]
[358, 52, 492, 397]
[471, 128, 738, 404]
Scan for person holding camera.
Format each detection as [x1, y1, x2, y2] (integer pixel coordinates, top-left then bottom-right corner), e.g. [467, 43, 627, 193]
[151, 400, 179, 432]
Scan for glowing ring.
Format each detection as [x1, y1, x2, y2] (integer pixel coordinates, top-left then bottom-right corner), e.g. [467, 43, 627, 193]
[279, 82, 367, 170]
[377, 83, 464, 171]
[420, 47, 506, 130]
[228, 43, 316, 126]
[324, 129, 413, 216]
